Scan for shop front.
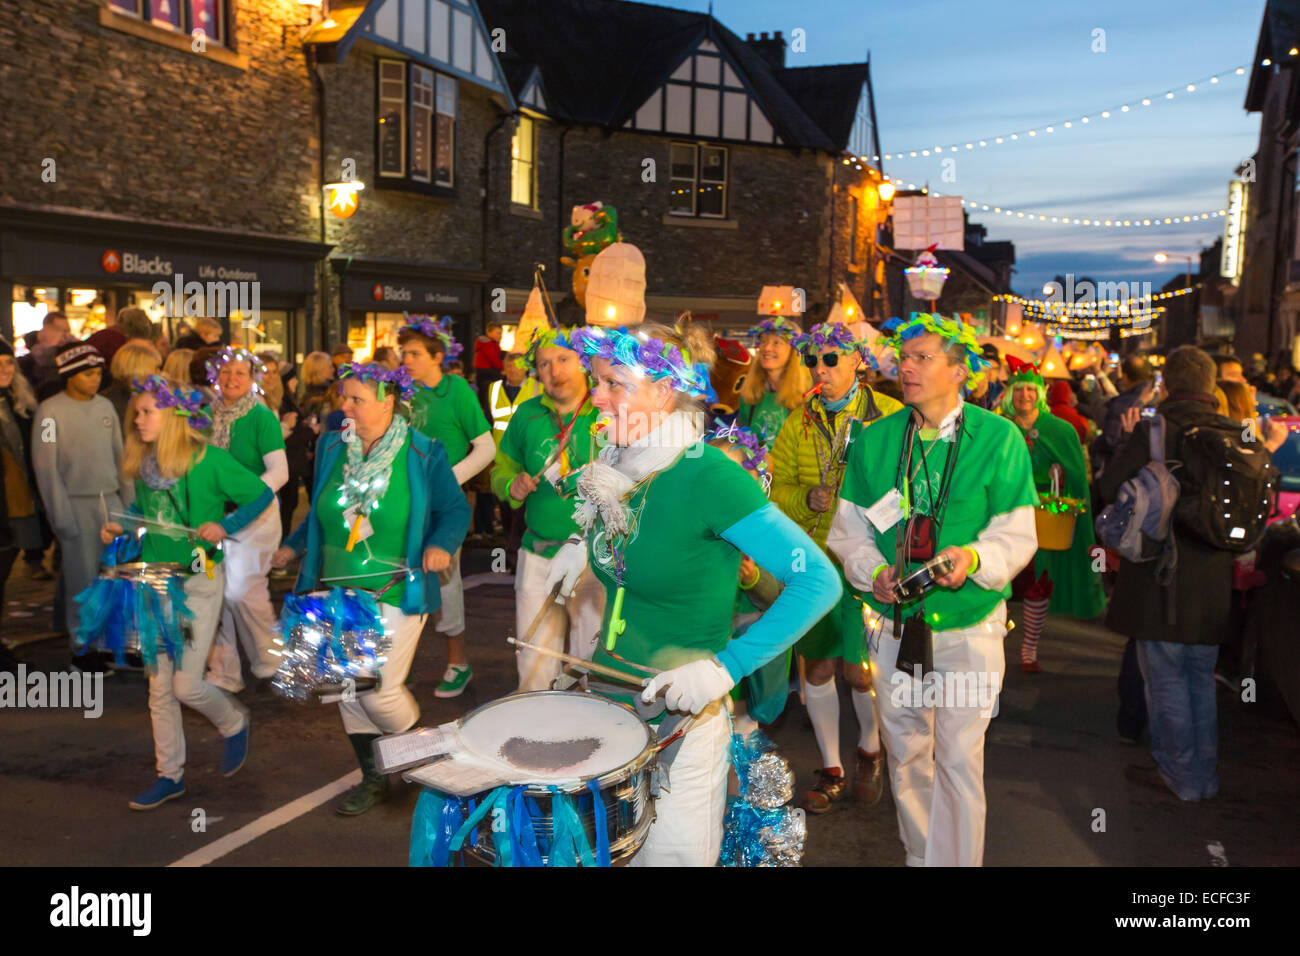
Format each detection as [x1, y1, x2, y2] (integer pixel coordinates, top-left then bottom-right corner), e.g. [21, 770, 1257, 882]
[333, 258, 484, 365]
[0, 204, 330, 362]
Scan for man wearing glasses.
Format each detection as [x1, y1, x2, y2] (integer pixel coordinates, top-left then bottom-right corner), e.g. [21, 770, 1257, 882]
[826, 314, 1037, 866]
[769, 322, 902, 814]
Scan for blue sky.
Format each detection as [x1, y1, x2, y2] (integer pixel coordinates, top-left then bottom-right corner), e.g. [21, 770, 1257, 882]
[656, 0, 1268, 298]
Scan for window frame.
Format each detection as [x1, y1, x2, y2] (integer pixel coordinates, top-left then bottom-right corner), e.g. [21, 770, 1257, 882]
[510, 114, 539, 209]
[107, 0, 227, 48]
[375, 58, 458, 198]
[669, 142, 729, 220]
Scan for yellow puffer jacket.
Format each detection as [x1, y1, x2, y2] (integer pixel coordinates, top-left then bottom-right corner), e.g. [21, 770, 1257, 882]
[770, 385, 904, 551]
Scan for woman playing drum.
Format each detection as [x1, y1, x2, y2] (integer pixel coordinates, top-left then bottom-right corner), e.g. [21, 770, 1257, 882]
[99, 375, 274, 810]
[544, 321, 840, 866]
[272, 363, 470, 816]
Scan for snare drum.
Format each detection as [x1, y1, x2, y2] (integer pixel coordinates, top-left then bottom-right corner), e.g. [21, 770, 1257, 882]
[273, 587, 390, 702]
[77, 562, 188, 662]
[419, 692, 658, 866]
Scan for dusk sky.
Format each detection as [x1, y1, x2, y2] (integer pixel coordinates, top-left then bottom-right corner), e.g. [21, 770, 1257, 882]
[658, 0, 1268, 299]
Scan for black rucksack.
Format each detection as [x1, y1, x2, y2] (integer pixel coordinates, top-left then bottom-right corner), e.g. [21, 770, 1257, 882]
[1170, 419, 1278, 552]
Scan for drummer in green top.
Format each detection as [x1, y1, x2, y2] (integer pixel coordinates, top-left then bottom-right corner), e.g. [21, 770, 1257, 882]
[99, 375, 274, 811]
[544, 319, 841, 867]
[488, 326, 605, 691]
[735, 316, 810, 449]
[272, 362, 470, 815]
[201, 347, 289, 694]
[399, 315, 494, 698]
[826, 312, 1039, 867]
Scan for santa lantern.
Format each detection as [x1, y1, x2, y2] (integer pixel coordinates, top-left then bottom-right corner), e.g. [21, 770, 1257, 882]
[757, 285, 800, 316]
[904, 245, 950, 301]
[585, 242, 646, 326]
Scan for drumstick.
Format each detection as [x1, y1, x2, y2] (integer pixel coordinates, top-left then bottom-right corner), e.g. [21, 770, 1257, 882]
[520, 583, 564, 645]
[506, 637, 650, 687]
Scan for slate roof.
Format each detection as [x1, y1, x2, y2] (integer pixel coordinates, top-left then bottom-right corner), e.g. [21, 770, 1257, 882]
[478, 0, 861, 151]
[1246, 0, 1300, 111]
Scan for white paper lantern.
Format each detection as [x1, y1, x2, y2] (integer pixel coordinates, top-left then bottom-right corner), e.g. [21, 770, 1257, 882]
[757, 285, 800, 316]
[904, 249, 949, 301]
[586, 243, 646, 326]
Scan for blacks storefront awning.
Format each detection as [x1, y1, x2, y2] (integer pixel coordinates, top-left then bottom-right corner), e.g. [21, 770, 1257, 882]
[332, 256, 486, 314]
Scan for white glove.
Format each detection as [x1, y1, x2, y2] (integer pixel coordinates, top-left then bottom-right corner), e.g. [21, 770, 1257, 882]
[543, 540, 588, 598]
[641, 658, 735, 716]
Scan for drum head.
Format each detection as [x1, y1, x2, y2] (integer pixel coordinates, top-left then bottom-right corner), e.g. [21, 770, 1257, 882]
[459, 691, 651, 784]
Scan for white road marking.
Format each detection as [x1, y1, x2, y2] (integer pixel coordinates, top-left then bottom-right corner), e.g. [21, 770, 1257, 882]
[168, 770, 360, 867]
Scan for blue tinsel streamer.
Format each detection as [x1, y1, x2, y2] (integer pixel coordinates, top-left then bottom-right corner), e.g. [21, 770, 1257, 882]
[279, 587, 385, 677]
[719, 730, 804, 867]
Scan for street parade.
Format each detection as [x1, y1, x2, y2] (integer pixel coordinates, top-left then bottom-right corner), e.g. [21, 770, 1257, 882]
[1, 0, 1298, 928]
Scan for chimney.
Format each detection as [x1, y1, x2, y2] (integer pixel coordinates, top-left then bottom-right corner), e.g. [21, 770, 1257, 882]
[745, 29, 786, 70]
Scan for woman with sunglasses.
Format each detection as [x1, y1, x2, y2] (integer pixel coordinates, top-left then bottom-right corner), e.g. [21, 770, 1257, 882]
[769, 322, 902, 814]
[736, 317, 810, 449]
[543, 320, 840, 866]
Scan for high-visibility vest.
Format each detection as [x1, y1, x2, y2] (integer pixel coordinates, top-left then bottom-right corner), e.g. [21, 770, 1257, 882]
[489, 377, 539, 443]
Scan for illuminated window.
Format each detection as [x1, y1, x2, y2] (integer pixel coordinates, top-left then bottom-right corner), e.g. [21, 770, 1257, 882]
[511, 116, 537, 208]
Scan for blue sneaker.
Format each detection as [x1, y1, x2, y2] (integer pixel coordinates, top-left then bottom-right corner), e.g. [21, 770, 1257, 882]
[129, 776, 186, 810]
[221, 721, 250, 777]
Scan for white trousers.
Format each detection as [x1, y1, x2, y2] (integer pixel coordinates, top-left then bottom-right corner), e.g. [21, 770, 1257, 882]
[435, 547, 464, 635]
[514, 548, 607, 692]
[149, 565, 248, 781]
[339, 605, 428, 736]
[867, 602, 1007, 867]
[207, 502, 281, 690]
[629, 701, 731, 867]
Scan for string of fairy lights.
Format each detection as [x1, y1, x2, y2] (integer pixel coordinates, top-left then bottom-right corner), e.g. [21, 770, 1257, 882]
[865, 63, 1255, 163]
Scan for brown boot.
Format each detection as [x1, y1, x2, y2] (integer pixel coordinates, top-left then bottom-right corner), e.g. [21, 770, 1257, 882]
[853, 748, 884, 805]
[800, 767, 847, 814]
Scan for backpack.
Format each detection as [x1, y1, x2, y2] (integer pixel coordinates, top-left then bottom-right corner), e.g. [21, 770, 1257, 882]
[1170, 419, 1278, 552]
[1094, 416, 1180, 563]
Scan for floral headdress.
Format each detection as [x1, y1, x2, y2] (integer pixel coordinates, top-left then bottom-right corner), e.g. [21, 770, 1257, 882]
[792, 322, 861, 357]
[337, 362, 416, 403]
[132, 375, 212, 430]
[1000, 355, 1048, 414]
[704, 418, 771, 493]
[205, 346, 266, 394]
[749, 317, 803, 342]
[400, 314, 463, 364]
[518, 325, 578, 372]
[881, 312, 990, 390]
[568, 326, 712, 398]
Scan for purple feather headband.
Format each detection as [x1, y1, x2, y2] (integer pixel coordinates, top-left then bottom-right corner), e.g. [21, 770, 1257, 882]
[749, 317, 803, 341]
[792, 322, 861, 357]
[400, 313, 464, 364]
[132, 375, 212, 430]
[568, 326, 711, 398]
[205, 346, 266, 393]
[337, 362, 416, 403]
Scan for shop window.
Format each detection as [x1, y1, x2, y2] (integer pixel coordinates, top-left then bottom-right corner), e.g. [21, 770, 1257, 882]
[511, 115, 537, 208]
[105, 0, 225, 46]
[669, 143, 727, 218]
[377, 60, 457, 194]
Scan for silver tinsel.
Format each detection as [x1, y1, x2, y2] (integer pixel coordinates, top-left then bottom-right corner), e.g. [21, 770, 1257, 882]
[271, 620, 390, 703]
[756, 808, 807, 867]
[746, 752, 794, 809]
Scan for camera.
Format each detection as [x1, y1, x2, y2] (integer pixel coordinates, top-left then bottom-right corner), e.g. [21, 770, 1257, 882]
[892, 553, 955, 604]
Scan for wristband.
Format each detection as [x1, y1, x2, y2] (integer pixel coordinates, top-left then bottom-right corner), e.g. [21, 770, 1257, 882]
[871, 563, 889, 581]
[965, 547, 980, 573]
[738, 564, 761, 590]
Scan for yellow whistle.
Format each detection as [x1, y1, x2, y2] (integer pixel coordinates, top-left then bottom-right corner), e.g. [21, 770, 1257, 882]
[203, 549, 215, 580]
[346, 514, 364, 552]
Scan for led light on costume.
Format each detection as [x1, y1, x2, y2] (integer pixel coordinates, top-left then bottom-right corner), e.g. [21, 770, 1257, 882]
[205, 346, 267, 395]
[334, 362, 415, 550]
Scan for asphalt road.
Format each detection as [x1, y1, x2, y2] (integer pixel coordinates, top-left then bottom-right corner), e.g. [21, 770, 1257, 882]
[2, 544, 1297, 867]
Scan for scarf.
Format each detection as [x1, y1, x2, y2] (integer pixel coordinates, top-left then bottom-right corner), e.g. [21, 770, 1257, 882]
[209, 391, 260, 450]
[340, 416, 409, 515]
[140, 450, 179, 491]
[820, 379, 860, 414]
[573, 410, 703, 537]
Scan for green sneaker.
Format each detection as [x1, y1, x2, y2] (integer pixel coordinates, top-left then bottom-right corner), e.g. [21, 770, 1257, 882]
[435, 664, 472, 698]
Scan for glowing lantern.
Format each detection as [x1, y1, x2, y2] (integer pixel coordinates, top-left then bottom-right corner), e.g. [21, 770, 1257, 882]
[1039, 344, 1069, 378]
[904, 246, 950, 301]
[758, 285, 800, 316]
[325, 181, 364, 219]
[514, 283, 550, 353]
[585, 243, 645, 326]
